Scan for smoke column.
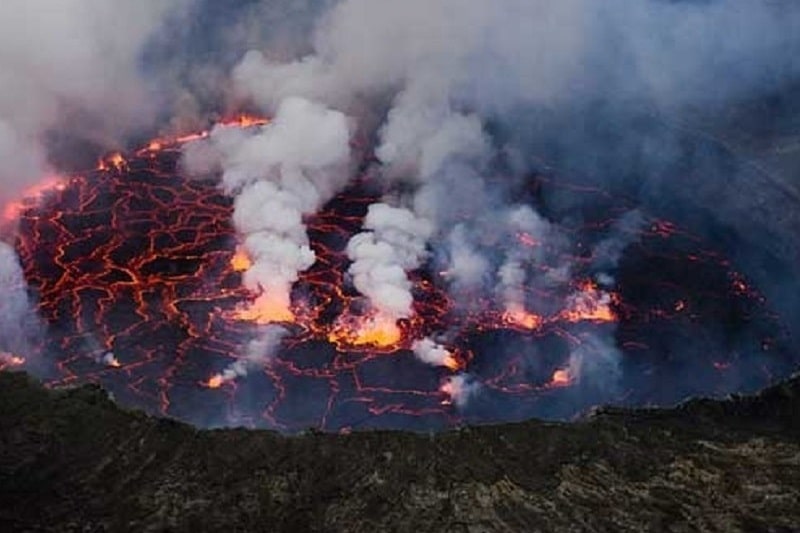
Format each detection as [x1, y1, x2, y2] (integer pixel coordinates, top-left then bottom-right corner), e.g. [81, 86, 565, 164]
[224, 0, 799, 407]
[208, 325, 288, 388]
[0, 242, 40, 357]
[186, 97, 352, 322]
[0, 0, 195, 372]
[1, 0, 796, 419]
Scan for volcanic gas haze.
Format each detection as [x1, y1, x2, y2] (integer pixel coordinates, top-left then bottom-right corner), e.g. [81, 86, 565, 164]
[187, 97, 352, 324]
[0, 0, 194, 373]
[0, 0, 797, 431]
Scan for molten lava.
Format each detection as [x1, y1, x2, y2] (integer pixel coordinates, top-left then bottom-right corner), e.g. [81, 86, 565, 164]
[206, 375, 224, 389]
[329, 313, 404, 350]
[233, 292, 295, 324]
[2, 176, 67, 224]
[230, 248, 252, 272]
[503, 305, 544, 331]
[6, 118, 793, 432]
[561, 280, 616, 323]
[0, 352, 25, 371]
[97, 152, 127, 172]
[548, 368, 572, 388]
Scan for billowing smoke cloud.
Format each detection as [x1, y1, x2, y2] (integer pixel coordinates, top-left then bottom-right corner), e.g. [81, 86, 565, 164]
[0, 242, 42, 363]
[565, 333, 622, 398]
[2, 0, 796, 419]
[232, 0, 799, 126]
[591, 210, 646, 287]
[0, 0, 197, 377]
[412, 337, 455, 369]
[188, 97, 351, 322]
[209, 325, 287, 387]
[347, 204, 432, 319]
[441, 373, 480, 408]
[496, 206, 569, 316]
[225, 0, 799, 408]
[0, 0, 194, 208]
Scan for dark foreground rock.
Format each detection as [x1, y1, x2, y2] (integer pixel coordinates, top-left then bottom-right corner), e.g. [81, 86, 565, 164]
[0, 371, 799, 532]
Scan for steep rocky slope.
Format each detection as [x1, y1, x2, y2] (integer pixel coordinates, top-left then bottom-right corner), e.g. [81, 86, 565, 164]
[1, 371, 798, 532]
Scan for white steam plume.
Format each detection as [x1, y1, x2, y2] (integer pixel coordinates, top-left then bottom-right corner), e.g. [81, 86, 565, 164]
[441, 373, 480, 408]
[0, 241, 42, 361]
[496, 205, 568, 316]
[346, 203, 432, 319]
[229, 0, 798, 326]
[564, 333, 622, 395]
[191, 97, 351, 321]
[232, 1, 798, 125]
[0, 0, 192, 210]
[219, 0, 797, 402]
[209, 325, 288, 387]
[412, 337, 455, 369]
[591, 210, 646, 286]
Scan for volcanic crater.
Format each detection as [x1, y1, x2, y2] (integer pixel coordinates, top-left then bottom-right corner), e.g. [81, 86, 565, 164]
[3, 119, 793, 433]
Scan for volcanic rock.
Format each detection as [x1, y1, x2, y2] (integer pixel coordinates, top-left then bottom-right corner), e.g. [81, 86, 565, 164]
[0, 370, 798, 532]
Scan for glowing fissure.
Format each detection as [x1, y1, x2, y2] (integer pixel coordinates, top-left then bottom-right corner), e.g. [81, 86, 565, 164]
[5, 118, 789, 431]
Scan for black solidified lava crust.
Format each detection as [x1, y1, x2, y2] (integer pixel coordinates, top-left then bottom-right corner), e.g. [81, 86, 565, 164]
[14, 143, 797, 432]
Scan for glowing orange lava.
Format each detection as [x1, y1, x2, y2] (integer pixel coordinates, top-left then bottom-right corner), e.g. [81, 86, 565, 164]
[207, 375, 224, 389]
[97, 152, 127, 172]
[136, 114, 269, 156]
[561, 280, 616, 323]
[329, 313, 403, 350]
[230, 248, 252, 272]
[439, 350, 461, 371]
[220, 114, 270, 129]
[549, 368, 573, 388]
[234, 293, 295, 324]
[9, 115, 785, 432]
[502, 305, 544, 330]
[2, 175, 68, 223]
[0, 352, 25, 371]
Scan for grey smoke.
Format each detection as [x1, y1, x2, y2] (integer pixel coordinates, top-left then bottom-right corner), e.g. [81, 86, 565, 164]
[210, 325, 288, 387]
[0, 0, 795, 414]
[441, 373, 480, 408]
[0, 0, 194, 208]
[0, 241, 42, 360]
[346, 203, 432, 319]
[591, 210, 646, 284]
[186, 96, 352, 321]
[412, 337, 455, 368]
[223, 0, 799, 407]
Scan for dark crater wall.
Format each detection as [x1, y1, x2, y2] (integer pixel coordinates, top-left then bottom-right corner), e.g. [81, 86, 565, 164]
[0, 370, 798, 532]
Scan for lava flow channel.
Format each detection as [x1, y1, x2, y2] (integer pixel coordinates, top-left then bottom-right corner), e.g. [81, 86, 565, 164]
[10, 127, 796, 432]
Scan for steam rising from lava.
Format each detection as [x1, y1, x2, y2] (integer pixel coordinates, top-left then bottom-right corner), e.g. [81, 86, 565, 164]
[0, 0, 798, 430]
[347, 204, 432, 320]
[187, 97, 351, 323]
[207, 325, 288, 389]
[0, 0, 191, 209]
[0, 242, 41, 360]
[214, 0, 798, 409]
